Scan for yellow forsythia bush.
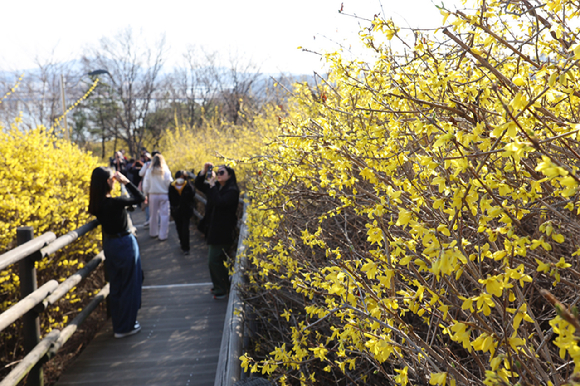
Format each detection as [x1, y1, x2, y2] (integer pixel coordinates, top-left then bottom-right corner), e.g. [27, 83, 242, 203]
[0, 121, 101, 372]
[239, 0, 580, 385]
[161, 104, 282, 185]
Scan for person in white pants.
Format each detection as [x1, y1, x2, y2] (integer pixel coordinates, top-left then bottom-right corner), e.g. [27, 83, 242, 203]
[139, 152, 153, 226]
[142, 154, 172, 240]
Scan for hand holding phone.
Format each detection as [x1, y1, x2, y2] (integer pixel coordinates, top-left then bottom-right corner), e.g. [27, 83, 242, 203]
[114, 172, 129, 185]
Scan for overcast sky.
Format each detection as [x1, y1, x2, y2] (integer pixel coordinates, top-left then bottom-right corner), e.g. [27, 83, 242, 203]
[0, 0, 462, 74]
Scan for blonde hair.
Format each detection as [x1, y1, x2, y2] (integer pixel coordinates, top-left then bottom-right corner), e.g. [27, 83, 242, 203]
[151, 154, 168, 175]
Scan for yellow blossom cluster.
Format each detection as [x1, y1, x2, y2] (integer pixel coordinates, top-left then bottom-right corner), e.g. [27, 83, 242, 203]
[239, 0, 580, 384]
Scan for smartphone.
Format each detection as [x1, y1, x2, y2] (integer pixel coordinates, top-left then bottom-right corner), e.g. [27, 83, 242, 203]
[206, 166, 213, 180]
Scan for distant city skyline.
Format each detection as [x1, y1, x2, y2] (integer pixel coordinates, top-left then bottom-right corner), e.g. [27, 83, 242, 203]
[1, 0, 461, 75]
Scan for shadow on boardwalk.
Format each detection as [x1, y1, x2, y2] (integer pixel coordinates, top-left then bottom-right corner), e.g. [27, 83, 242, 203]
[57, 210, 228, 386]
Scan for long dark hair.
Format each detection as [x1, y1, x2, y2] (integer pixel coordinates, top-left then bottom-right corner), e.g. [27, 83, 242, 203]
[89, 167, 113, 216]
[220, 165, 238, 189]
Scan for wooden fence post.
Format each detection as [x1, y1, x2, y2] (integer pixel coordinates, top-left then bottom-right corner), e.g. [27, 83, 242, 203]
[102, 230, 111, 319]
[17, 226, 43, 386]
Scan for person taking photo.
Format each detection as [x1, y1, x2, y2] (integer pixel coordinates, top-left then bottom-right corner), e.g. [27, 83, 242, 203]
[194, 163, 240, 299]
[88, 167, 145, 338]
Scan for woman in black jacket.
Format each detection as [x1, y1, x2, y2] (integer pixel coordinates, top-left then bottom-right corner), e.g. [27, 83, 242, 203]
[169, 170, 195, 255]
[88, 167, 145, 338]
[194, 163, 240, 299]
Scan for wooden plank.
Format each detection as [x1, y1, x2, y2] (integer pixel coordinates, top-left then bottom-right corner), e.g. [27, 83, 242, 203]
[56, 285, 227, 386]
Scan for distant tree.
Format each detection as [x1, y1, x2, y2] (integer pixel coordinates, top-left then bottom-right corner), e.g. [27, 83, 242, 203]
[70, 107, 89, 146]
[209, 50, 262, 125]
[82, 27, 167, 158]
[163, 46, 210, 129]
[142, 92, 174, 150]
[166, 47, 262, 128]
[0, 55, 75, 131]
[82, 77, 120, 159]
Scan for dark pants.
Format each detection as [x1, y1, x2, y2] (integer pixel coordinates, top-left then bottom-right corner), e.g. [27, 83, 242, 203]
[103, 233, 142, 334]
[208, 244, 230, 296]
[173, 211, 191, 251]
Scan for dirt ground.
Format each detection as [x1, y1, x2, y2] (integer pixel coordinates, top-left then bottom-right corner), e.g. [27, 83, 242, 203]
[43, 305, 108, 386]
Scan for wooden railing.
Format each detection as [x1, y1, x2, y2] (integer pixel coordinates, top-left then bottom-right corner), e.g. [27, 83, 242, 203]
[214, 200, 249, 386]
[193, 188, 248, 386]
[0, 221, 107, 386]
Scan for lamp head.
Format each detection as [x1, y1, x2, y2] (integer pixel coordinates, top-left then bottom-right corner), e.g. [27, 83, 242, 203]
[88, 69, 110, 77]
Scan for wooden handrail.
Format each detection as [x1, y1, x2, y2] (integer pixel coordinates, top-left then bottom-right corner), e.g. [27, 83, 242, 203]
[0, 220, 105, 386]
[35, 252, 105, 313]
[193, 190, 244, 221]
[39, 220, 99, 258]
[0, 283, 110, 386]
[47, 283, 110, 359]
[0, 232, 56, 271]
[0, 280, 58, 332]
[0, 330, 60, 386]
[195, 192, 207, 206]
[215, 200, 249, 386]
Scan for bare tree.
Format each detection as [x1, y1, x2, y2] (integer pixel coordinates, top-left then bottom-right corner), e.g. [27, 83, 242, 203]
[162, 46, 221, 129]
[209, 50, 262, 125]
[164, 47, 263, 129]
[0, 54, 77, 131]
[82, 27, 167, 157]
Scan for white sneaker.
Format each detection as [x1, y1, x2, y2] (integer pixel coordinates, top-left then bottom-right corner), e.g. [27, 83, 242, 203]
[114, 322, 141, 338]
[143, 221, 150, 228]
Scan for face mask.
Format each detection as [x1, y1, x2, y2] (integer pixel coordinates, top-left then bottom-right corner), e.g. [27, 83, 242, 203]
[175, 178, 185, 185]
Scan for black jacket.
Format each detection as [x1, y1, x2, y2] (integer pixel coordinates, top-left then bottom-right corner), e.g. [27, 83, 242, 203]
[97, 182, 145, 235]
[194, 173, 240, 246]
[168, 181, 195, 218]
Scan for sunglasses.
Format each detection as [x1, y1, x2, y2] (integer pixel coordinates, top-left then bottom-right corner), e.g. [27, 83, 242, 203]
[217, 170, 226, 176]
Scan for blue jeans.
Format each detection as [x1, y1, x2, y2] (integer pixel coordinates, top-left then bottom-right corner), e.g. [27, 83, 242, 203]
[103, 233, 142, 333]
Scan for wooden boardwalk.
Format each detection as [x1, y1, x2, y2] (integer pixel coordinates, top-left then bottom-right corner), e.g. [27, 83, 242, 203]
[57, 210, 228, 386]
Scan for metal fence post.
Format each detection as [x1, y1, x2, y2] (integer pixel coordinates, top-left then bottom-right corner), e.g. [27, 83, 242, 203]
[17, 226, 44, 386]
